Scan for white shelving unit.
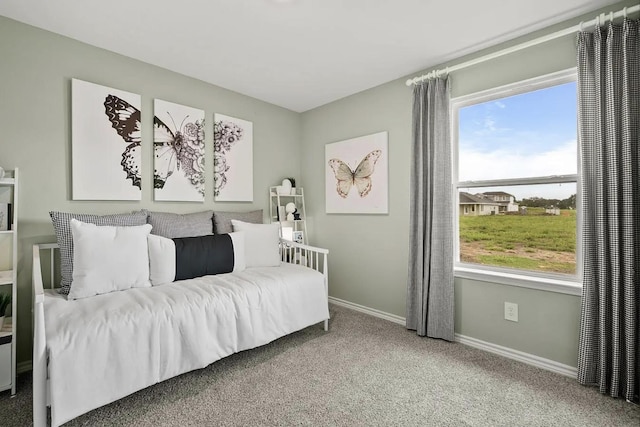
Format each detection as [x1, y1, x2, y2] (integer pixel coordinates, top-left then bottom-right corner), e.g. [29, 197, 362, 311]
[0, 168, 18, 396]
[269, 186, 308, 245]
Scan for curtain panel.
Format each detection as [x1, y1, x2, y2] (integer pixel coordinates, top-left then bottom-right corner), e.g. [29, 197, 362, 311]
[406, 77, 454, 341]
[577, 18, 639, 403]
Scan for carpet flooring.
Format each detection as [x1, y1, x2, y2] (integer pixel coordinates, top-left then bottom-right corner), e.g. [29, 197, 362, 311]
[1, 304, 638, 426]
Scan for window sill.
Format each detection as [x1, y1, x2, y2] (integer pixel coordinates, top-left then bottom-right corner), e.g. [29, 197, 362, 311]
[454, 266, 582, 296]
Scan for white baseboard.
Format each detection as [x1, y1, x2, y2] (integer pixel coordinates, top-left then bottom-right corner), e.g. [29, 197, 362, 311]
[328, 297, 577, 378]
[328, 296, 406, 325]
[454, 334, 577, 378]
[17, 360, 32, 374]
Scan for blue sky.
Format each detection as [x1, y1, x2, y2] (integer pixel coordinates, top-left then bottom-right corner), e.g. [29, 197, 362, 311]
[457, 81, 577, 200]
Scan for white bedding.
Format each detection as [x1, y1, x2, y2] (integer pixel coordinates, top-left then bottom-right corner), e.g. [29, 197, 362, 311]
[44, 263, 329, 426]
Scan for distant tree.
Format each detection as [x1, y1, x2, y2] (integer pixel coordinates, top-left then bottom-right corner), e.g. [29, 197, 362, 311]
[521, 197, 555, 208]
[560, 194, 577, 209]
[521, 194, 576, 209]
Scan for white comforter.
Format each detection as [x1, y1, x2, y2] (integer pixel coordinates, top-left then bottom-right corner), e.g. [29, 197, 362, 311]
[44, 263, 329, 426]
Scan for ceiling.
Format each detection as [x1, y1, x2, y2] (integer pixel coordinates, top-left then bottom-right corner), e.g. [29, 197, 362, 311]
[0, 0, 621, 112]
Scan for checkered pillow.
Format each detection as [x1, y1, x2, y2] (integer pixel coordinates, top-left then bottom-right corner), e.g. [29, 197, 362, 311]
[50, 210, 149, 295]
[146, 210, 214, 238]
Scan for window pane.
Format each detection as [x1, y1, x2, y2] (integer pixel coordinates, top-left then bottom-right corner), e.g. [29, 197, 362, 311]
[458, 81, 577, 182]
[458, 184, 576, 275]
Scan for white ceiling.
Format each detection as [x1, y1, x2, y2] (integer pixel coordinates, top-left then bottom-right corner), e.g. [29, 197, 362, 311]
[0, 0, 621, 112]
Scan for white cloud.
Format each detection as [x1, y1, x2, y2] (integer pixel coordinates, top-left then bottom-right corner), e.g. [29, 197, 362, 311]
[483, 117, 496, 131]
[458, 139, 577, 199]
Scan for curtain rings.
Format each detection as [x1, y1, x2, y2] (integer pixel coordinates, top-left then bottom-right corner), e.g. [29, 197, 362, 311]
[579, 21, 584, 32]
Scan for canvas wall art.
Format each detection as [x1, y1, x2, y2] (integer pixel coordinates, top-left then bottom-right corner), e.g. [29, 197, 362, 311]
[325, 131, 388, 214]
[213, 114, 253, 201]
[71, 79, 142, 200]
[154, 99, 205, 202]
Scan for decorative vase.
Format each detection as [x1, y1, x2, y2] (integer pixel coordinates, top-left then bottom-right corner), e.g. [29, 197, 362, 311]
[281, 179, 292, 194]
[0, 316, 5, 330]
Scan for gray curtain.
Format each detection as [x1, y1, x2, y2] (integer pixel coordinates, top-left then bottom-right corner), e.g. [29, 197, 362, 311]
[577, 18, 639, 403]
[406, 77, 454, 341]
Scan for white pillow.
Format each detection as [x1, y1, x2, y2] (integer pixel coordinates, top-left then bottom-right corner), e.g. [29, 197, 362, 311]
[69, 219, 152, 299]
[228, 231, 247, 272]
[230, 220, 280, 268]
[147, 234, 176, 286]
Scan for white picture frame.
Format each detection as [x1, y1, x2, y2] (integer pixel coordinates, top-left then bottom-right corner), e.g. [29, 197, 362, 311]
[0, 203, 9, 231]
[213, 113, 254, 201]
[325, 131, 389, 214]
[292, 231, 304, 244]
[153, 99, 205, 202]
[71, 79, 142, 200]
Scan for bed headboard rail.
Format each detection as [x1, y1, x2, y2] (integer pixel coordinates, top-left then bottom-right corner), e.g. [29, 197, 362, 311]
[32, 243, 58, 427]
[33, 243, 59, 300]
[279, 239, 328, 273]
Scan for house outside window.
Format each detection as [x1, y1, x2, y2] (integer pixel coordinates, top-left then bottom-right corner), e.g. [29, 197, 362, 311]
[452, 69, 580, 291]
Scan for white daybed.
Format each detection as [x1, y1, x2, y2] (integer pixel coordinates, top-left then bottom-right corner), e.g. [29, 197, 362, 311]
[32, 239, 329, 427]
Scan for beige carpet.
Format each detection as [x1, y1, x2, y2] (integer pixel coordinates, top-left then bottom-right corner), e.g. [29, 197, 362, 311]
[1, 304, 638, 426]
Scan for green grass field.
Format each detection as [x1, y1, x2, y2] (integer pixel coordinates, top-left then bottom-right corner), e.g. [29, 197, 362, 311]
[459, 208, 576, 274]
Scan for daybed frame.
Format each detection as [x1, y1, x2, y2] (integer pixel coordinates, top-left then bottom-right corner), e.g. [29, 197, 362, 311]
[32, 239, 329, 427]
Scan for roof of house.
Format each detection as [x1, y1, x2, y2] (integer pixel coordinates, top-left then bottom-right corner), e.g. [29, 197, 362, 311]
[459, 192, 497, 205]
[481, 191, 514, 197]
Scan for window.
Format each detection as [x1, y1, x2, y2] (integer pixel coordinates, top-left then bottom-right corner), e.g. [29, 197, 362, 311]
[452, 69, 580, 289]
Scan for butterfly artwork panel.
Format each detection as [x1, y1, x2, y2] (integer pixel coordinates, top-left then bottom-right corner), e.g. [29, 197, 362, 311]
[213, 114, 254, 202]
[325, 131, 388, 214]
[153, 99, 205, 202]
[71, 79, 142, 200]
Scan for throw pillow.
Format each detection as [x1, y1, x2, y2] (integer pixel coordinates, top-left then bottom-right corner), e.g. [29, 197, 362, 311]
[148, 233, 246, 284]
[230, 220, 280, 268]
[68, 219, 152, 300]
[213, 210, 263, 234]
[50, 210, 148, 295]
[173, 233, 246, 281]
[146, 210, 214, 238]
[148, 234, 176, 286]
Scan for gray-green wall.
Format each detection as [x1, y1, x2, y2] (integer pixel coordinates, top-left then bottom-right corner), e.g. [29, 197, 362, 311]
[0, 16, 301, 366]
[1, 0, 634, 369]
[300, 0, 636, 368]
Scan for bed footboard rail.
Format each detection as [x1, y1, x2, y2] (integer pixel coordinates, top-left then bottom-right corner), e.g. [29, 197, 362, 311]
[32, 243, 58, 427]
[279, 239, 329, 331]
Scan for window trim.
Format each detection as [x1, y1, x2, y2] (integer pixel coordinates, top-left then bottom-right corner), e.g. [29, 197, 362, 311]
[451, 68, 582, 294]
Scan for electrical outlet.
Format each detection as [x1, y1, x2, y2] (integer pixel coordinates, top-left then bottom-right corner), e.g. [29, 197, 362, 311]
[504, 302, 518, 322]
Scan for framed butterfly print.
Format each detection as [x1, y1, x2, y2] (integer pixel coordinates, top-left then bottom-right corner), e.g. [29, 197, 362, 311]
[213, 113, 253, 202]
[71, 79, 142, 200]
[153, 99, 205, 202]
[325, 131, 388, 214]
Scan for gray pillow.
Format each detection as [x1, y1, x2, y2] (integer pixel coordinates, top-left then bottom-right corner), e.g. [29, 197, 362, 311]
[50, 210, 149, 295]
[213, 210, 263, 234]
[147, 210, 214, 238]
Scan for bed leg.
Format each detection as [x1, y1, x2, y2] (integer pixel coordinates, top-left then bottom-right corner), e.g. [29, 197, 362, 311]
[33, 303, 47, 427]
[324, 319, 328, 331]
